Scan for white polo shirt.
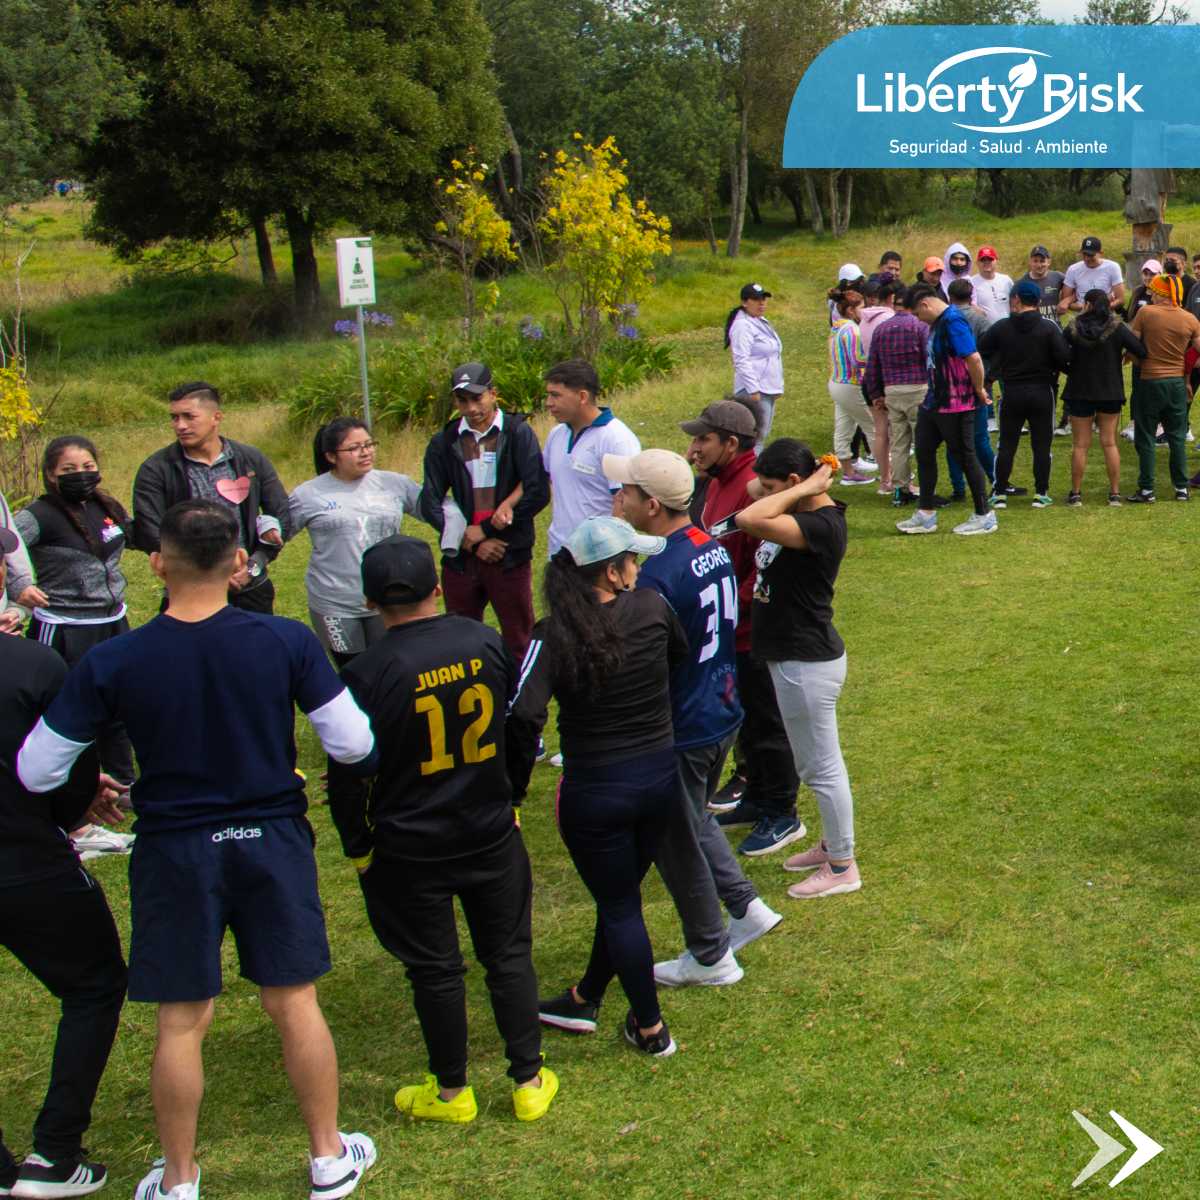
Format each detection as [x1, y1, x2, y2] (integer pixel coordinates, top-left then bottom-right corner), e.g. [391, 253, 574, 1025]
[543, 408, 641, 556]
[968, 272, 1014, 325]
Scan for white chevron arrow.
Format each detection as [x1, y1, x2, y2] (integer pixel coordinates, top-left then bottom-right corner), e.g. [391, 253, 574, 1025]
[1107, 1110, 1164, 1187]
[1072, 1111, 1125, 1187]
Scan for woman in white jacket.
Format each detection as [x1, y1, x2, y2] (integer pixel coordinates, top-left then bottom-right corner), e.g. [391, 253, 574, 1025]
[725, 282, 784, 447]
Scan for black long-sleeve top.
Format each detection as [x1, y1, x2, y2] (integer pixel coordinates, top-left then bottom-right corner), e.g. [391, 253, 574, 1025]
[978, 309, 1073, 387]
[327, 614, 519, 865]
[0, 635, 100, 888]
[1062, 315, 1147, 402]
[505, 587, 688, 802]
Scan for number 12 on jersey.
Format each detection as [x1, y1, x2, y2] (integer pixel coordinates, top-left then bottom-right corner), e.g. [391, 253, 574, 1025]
[415, 684, 497, 775]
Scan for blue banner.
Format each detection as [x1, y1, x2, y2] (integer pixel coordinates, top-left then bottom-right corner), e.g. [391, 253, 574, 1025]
[783, 26, 1200, 168]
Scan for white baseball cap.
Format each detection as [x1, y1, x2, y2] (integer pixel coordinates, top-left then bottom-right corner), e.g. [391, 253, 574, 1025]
[837, 263, 864, 282]
[602, 449, 696, 510]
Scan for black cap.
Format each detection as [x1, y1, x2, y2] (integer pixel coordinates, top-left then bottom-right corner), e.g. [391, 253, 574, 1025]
[739, 282, 772, 301]
[361, 535, 438, 606]
[0, 526, 18, 555]
[1081, 236, 1102, 253]
[1030, 246, 1050, 258]
[679, 399, 757, 438]
[450, 362, 494, 395]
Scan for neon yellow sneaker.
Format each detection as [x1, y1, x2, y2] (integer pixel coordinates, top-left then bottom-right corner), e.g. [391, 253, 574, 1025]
[513, 1067, 559, 1122]
[394, 1075, 478, 1123]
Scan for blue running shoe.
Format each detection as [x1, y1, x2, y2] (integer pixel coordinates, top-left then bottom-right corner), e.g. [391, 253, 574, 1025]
[737, 814, 807, 858]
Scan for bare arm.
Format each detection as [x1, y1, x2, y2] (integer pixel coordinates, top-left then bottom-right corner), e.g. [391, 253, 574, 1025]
[1056, 286, 1076, 316]
[734, 466, 834, 547]
[964, 351, 988, 402]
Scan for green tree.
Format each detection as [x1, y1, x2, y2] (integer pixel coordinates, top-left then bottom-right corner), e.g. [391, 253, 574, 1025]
[85, 0, 503, 324]
[0, 0, 132, 204]
[896, 0, 1043, 22]
[1077, 0, 1188, 23]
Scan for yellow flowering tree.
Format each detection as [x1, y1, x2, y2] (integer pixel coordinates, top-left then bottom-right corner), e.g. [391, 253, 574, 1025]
[0, 361, 48, 508]
[537, 135, 671, 357]
[432, 153, 516, 338]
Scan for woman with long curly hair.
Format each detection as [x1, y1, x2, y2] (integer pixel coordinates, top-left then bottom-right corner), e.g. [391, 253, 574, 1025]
[506, 516, 687, 1057]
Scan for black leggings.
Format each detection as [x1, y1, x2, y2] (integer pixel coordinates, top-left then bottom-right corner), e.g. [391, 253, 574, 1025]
[558, 748, 678, 1027]
[915, 406, 989, 516]
[0, 869, 127, 1159]
[996, 384, 1055, 496]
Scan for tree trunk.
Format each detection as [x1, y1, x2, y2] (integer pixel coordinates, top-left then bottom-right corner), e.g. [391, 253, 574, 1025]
[828, 170, 841, 239]
[284, 205, 321, 325]
[704, 195, 718, 257]
[834, 169, 853, 238]
[748, 190, 762, 225]
[252, 215, 278, 287]
[726, 101, 749, 259]
[496, 114, 524, 227]
[778, 172, 805, 227]
[803, 169, 823, 236]
[986, 169, 1008, 215]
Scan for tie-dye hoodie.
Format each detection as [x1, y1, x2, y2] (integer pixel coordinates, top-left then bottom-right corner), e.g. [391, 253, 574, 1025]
[943, 241, 975, 302]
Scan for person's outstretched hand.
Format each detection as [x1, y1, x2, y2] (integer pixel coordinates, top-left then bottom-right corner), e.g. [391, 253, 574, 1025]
[86, 774, 128, 827]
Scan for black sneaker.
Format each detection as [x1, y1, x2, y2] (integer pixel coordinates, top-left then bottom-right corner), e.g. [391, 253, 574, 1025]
[1176, 488, 1190, 501]
[1126, 488, 1156, 504]
[715, 799, 762, 829]
[1003, 484, 1028, 496]
[0, 1132, 16, 1197]
[624, 1010, 676, 1057]
[949, 490, 966, 503]
[1066, 491, 1082, 507]
[891, 488, 918, 507]
[708, 772, 746, 812]
[538, 989, 599, 1033]
[931, 493, 952, 509]
[534, 737, 547, 763]
[1108, 492, 1122, 507]
[10, 1152, 107, 1198]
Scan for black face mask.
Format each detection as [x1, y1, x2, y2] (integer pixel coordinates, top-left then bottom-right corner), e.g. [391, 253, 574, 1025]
[55, 471, 101, 502]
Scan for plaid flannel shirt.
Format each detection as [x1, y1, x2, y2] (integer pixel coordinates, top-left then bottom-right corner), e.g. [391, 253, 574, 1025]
[863, 310, 930, 400]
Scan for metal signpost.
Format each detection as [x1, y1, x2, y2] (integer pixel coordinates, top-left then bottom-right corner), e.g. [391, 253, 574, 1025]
[335, 237, 377, 431]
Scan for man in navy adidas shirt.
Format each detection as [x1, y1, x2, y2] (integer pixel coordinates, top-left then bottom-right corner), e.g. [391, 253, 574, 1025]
[606, 451, 783, 988]
[18, 500, 380, 1200]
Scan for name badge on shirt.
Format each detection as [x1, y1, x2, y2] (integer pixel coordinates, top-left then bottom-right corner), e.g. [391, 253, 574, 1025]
[571, 459, 597, 476]
[480, 451, 497, 464]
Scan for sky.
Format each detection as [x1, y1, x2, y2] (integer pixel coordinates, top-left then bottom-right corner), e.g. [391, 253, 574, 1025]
[1035, 0, 1194, 20]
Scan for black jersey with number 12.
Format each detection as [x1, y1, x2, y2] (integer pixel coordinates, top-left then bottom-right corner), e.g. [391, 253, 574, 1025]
[327, 613, 518, 865]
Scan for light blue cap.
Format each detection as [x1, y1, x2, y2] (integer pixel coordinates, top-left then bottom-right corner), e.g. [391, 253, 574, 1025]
[561, 516, 665, 566]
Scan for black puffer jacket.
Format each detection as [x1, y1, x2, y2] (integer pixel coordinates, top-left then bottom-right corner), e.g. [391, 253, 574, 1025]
[1063, 314, 1147, 403]
[978, 309, 1073, 387]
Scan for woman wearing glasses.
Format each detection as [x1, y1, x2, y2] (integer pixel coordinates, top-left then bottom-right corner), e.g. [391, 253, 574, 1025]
[288, 417, 422, 666]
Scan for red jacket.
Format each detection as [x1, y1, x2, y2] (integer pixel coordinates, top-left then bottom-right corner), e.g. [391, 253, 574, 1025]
[700, 449, 759, 653]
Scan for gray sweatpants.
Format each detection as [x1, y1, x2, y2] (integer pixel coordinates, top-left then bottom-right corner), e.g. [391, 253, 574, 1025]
[768, 655, 856, 861]
[654, 731, 759, 964]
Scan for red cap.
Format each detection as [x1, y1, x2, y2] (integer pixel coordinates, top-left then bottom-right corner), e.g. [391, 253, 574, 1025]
[977, 246, 997, 260]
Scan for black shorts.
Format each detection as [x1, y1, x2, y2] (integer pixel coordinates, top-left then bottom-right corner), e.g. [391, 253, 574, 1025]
[128, 816, 330, 1002]
[1066, 399, 1123, 418]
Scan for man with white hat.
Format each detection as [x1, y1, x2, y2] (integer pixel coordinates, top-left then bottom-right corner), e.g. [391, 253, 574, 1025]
[606, 450, 783, 986]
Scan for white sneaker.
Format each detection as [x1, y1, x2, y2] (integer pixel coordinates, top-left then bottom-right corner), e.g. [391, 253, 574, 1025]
[1121, 420, 1135, 441]
[310, 1133, 376, 1200]
[953, 511, 998, 535]
[895, 510, 937, 534]
[653, 948, 744, 988]
[1189, 429, 1196, 443]
[853, 456, 878, 472]
[73, 826, 135, 859]
[548, 753, 563, 768]
[987, 418, 998, 433]
[726, 897, 783, 952]
[134, 1165, 199, 1200]
[1053, 424, 1070, 437]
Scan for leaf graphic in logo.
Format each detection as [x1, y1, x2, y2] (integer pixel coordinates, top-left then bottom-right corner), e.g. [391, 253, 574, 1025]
[1008, 57, 1037, 89]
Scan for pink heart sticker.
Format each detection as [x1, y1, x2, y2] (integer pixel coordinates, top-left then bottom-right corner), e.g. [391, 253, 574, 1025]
[215, 476, 251, 504]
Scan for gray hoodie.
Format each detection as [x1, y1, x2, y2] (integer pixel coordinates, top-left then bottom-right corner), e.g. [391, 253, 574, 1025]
[944, 241, 975, 302]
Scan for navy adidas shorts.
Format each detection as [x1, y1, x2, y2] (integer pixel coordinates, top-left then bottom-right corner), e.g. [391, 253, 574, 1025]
[127, 816, 331, 1003]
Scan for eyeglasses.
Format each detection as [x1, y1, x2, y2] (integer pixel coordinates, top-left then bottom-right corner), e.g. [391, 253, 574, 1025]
[338, 441, 380, 455]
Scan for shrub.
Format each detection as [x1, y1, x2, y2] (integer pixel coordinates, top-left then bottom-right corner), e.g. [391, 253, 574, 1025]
[284, 319, 676, 428]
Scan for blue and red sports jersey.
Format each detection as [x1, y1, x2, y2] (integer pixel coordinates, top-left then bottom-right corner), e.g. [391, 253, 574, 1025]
[636, 524, 742, 751]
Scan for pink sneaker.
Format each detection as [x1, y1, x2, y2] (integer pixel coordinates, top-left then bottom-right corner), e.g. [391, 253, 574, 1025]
[786, 859, 861, 898]
[782, 840, 829, 873]
[839, 471, 873, 487]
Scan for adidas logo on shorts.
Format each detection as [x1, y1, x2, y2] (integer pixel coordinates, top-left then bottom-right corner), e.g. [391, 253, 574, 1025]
[211, 826, 263, 843]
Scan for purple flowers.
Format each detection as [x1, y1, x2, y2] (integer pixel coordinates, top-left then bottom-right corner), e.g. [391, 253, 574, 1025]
[520, 316, 544, 341]
[617, 324, 638, 339]
[333, 312, 393, 338]
[617, 303, 640, 317]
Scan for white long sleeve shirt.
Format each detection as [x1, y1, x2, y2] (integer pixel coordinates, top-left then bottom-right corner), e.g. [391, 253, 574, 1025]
[729, 310, 784, 396]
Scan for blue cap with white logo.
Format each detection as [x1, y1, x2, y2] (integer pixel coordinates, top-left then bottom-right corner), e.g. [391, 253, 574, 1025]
[561, 516, 665, 566]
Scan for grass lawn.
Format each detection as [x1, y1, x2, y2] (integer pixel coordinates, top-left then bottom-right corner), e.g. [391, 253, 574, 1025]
[3, 199, 1200, 1199]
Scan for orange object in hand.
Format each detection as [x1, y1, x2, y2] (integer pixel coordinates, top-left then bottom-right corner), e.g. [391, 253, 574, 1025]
[819, 454, 840, 472]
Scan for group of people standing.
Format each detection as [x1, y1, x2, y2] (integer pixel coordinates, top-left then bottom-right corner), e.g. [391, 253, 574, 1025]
[0, 346, 861, 1196]
[824, 236, 1200, 525]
